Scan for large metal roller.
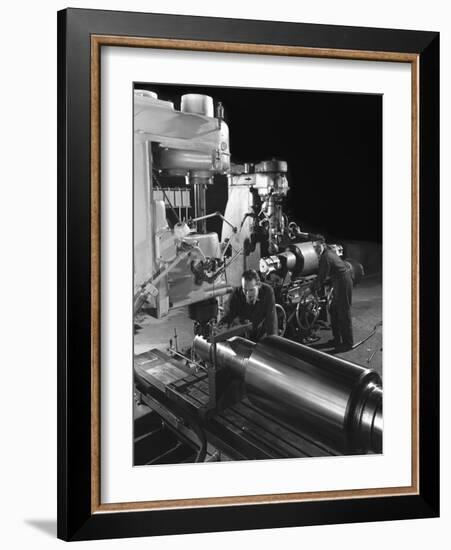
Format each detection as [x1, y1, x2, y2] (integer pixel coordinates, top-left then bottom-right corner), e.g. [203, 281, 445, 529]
[193, 335, 382, 454]
[259, 241, 319, 276]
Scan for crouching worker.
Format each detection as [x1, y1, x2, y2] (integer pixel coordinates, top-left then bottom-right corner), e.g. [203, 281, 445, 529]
[220, 269, 277, 342]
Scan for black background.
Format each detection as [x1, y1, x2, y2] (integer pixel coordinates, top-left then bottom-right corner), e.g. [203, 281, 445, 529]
[135, 82, 382, 243]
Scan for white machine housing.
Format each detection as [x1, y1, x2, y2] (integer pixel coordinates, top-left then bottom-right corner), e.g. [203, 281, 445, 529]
[134, 90, 231, 317]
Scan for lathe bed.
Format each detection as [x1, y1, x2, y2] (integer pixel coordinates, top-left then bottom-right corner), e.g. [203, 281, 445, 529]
[134, 349, 336, 464]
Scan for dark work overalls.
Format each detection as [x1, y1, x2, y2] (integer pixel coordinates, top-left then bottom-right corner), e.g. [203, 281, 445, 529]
[318, 249, 354, 347]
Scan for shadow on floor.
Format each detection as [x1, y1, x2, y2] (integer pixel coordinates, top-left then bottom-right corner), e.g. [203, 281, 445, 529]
[25, 519, 57, 538]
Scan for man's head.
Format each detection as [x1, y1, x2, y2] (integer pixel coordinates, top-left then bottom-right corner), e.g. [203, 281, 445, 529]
[327, 244, 344, 257]
[314, 242, 326, 257]
[241, 269, 261, 305]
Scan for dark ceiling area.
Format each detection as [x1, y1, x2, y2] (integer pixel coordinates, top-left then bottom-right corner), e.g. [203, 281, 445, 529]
[135, 82, 382, 244]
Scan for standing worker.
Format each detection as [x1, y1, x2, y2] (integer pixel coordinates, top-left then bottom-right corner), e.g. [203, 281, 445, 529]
[315, 244, 354, 352]
[220, 269, 277, 342]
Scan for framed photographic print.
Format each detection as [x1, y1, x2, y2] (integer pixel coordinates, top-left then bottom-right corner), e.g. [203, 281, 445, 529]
[57, 8, 439, 541]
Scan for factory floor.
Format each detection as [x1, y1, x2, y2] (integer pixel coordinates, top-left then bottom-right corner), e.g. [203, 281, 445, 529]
[134, 273, 383, 379]
[310, 273, 382, 377]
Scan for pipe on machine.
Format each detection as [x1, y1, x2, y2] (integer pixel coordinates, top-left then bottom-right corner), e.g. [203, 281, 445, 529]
[193, 335, 382, 454]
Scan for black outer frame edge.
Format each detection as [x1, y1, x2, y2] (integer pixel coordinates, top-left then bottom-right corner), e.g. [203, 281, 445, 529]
[56, 7, 440, 541]
[58, 7, 93, 540]
[418, 34, 440, 514]
[61, 7, 437, 53]
[57, 8, 68, 541]
[71, 495, 437, 542]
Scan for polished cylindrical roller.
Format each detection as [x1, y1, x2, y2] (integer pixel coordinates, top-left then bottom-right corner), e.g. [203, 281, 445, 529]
[284, 241, 319, 275]
[193, 334, 382, 454]
[249, 336, 382, 453]
[193, 335, 254, 377]
[259, 241, 319, 276]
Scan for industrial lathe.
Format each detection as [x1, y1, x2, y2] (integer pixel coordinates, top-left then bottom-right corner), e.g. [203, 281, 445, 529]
[134, 331, 382, 464]
[133, 87, 380, 464]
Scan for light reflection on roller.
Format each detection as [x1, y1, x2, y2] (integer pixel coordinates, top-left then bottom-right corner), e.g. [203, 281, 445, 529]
[193, 334, 382, 454]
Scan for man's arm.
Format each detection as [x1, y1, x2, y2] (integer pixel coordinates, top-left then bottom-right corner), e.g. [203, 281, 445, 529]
[220, 289, 239, 325]
[317, 251, 331, 285]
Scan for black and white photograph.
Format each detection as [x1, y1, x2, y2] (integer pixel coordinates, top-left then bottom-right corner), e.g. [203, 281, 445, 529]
[0, 0, 445, 546]
[133, 82, 383, 465]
